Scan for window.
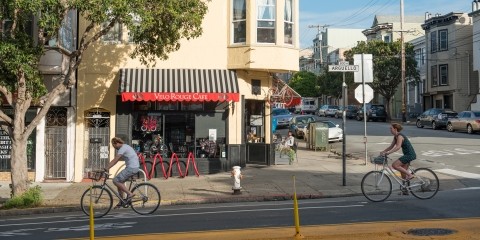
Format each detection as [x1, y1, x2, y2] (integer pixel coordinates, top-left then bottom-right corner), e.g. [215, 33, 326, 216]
[102, 21, 122, 43]
[232, 0, 246, 43]
[439, 64, 448, 85]
[383, 35, 391, 43]
[430, 31, 437, 53]
[431, 65, 438, 86]
[284, 0, 293, 44]
[257, 0, 276, 43]
[439, 29, 448, 51]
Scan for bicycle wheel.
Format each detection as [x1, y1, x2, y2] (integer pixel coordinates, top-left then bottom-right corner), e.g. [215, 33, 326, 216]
[409, 168, 439, 199]
[361, 171, 392, 202]
[130, 183, 161, 215]
[282, 88, 294, 106]
[267, 87, 278, 105]
[80, 185, 113, 218]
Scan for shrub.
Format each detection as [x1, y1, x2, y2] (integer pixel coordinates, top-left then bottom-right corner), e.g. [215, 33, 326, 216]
[3, 186, 43, 209]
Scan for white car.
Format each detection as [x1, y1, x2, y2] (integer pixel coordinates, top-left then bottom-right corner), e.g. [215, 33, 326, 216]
[303, 120, 343, 142]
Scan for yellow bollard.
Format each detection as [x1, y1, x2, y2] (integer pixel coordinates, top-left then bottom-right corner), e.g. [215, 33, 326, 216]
[293, 176, 304, 239]
[89, 186, 94, 240]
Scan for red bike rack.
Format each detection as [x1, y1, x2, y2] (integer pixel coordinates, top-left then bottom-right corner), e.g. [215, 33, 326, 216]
[166, 153, 185, 178]
[137, 153, 152, 180]
[184, 152, 200, 177]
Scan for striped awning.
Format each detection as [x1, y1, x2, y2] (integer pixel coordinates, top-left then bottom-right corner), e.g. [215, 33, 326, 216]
[119, 68, 240, 102]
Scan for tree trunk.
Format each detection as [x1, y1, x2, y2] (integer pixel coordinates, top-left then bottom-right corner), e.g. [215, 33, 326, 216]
[385, 97, 392, 121]
[10, 137, 29, 196]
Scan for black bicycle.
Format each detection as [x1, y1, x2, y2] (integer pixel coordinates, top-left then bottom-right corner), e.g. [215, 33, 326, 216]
[80, 170, 161, 218]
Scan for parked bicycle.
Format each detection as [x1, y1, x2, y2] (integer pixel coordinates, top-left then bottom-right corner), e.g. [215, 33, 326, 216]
[361, 155, 439, 202]
[81, 170, 161, 218]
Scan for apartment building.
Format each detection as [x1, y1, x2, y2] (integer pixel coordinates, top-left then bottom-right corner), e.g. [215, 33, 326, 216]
[74, 0, 300, 182]
[468, 1, 480, 111]
[422, 12, 478, 111]
[407, 36, 426, 115]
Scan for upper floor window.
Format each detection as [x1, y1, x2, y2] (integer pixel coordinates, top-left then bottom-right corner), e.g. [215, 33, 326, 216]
[102, 22, 122, 43]
[438, 29, 448, 51]
[415, 47, 425, 68]
[383, 35, 391, 43]
[232, 0, 246, 44]
[284, 0, 293, 44]
[257, 0, 276, 43]
[439, 64, 448, 85]
[431, 65, 438, 86]
[430, 31, 437, 53]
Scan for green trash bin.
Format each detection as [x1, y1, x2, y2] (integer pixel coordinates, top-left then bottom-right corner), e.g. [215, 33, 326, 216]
[313, 122, 329, 151]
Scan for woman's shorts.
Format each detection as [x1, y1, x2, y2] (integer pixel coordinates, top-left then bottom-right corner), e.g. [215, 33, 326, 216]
[399, 155, 416, 164]
[113, 168, 139, 183]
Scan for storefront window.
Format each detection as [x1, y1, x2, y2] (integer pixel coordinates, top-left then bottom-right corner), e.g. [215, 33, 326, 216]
[130, 101, 227, 159]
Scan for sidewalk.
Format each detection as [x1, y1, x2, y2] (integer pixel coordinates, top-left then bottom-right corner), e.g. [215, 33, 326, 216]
[0, 141, 468, 217]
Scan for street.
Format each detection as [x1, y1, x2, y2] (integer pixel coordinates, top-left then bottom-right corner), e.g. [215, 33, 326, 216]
[0, 188, 479, 239]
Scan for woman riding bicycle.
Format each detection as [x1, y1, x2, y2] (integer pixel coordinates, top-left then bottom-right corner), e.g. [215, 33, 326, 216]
[380, 123, 416, 181]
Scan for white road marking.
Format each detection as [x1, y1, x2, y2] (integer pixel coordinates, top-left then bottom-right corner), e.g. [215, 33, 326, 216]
[436, 169, 480, 179]
[454, 187, 480, 191]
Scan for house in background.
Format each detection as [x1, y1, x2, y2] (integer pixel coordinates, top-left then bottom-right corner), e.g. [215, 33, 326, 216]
[73, 0, 300, 182]
[407, 36, 426, 116]
[468, 1, 480, 111]
[422, 12, 478, 112]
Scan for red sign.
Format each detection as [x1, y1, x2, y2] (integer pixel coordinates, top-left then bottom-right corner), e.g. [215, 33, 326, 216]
[121, 92, 240, 102]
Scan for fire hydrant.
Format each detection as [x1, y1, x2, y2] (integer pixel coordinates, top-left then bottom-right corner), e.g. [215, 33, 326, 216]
[231, 166, 242, 195]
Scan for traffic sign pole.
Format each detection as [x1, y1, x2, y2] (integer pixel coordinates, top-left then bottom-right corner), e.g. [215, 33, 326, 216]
[362, 54, 368, 166]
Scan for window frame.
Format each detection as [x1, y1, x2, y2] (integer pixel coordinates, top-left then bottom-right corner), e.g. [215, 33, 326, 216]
[102, 21, 122, 43]
[232, 0, 247, 44]
[431, 65, 438, 87]
[438, 29, 448, 51]
[256, 0, 276, 44]
[284, 0, 293, 44]
[430, 31, 437, 53]
[439, 64, 448, 86]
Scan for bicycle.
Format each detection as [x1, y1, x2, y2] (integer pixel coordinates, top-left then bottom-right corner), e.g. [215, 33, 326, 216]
[267, 78, 294, 106]
[361, 155, 439, 202]
[81, 170, 161, 218]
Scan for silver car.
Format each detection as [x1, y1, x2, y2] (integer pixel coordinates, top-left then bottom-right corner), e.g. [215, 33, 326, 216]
[446, 111, 480, 134]
[272, 108, 293, 128]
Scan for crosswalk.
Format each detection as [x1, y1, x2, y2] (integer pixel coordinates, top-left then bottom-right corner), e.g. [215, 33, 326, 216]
[436, 169, 480, 180]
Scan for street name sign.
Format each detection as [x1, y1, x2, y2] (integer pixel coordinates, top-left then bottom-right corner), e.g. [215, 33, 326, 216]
[328, 65, 359, 72]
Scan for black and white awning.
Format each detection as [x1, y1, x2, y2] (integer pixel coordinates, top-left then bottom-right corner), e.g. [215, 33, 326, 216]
[119, 68, 240, 102]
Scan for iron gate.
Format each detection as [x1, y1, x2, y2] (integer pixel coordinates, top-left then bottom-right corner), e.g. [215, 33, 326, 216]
[85, 109, 110, 174]
[45, 107, 67, 179]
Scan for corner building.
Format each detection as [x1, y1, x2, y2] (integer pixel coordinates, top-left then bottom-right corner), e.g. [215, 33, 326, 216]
[74, 0, 300, 181]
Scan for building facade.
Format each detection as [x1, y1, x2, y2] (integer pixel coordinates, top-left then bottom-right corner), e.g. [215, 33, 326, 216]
[468, 1, 480, 111]
[422, 12, 478, 112]
[73, 0, 300, 182]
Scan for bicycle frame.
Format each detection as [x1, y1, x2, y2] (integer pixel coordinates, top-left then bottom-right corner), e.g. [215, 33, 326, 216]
[375, 157, 424, 190]
[92, 173, 137, 205]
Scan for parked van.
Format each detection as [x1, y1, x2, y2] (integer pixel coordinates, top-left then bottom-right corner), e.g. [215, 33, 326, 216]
[295, 97, 318, 114]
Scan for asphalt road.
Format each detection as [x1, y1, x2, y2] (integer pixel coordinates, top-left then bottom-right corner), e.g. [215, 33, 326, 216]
[1, 188, 479, 239]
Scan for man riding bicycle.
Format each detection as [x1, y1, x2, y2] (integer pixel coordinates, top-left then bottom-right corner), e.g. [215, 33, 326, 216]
[105, 137, 140, 208]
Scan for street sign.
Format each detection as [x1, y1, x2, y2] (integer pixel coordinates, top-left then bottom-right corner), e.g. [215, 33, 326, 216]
[355, 84, 373, 103]
[353, 54, 373, 83]
[328, 64, 359, 72]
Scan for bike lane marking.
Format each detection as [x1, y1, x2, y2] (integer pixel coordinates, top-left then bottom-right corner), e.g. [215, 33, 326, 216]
[435, 169, 480, 180]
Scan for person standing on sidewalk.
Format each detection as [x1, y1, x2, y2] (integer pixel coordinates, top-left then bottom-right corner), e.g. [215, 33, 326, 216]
[105, 137, 139, 207]
[380, 123, 416, 180]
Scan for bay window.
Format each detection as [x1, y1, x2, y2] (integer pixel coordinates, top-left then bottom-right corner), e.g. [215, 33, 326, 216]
[257, 0, 276, 43]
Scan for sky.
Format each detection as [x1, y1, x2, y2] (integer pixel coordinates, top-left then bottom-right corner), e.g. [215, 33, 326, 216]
[299, 0, 472, 50]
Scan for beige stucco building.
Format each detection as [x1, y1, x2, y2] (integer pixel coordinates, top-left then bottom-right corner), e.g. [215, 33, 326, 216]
[73, 0, 300, 182]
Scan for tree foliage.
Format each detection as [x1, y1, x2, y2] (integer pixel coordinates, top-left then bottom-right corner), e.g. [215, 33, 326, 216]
[344, 40, 420, 117]
[318, 66, 355, 102]
[0, 0, 208, 196]
[288, 71, 319, 97]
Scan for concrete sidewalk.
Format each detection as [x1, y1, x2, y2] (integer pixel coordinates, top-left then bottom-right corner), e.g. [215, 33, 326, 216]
[0, 142, 469, 217]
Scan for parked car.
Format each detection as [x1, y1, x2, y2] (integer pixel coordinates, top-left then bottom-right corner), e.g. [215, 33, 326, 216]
[272, 108, 293, 128]
[316, 105, 329, 117]
[324, 105, 339, 117]
[334, 105, 359, 119]
[303, 120, 343, 142]
[356, 104, 387, 122]
[416, 108, 458, 130]
[288, 115, 316, 138]
[446, 111, 480, 134]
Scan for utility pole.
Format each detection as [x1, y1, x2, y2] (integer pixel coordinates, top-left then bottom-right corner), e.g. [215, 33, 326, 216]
[400, 0, 406, 123]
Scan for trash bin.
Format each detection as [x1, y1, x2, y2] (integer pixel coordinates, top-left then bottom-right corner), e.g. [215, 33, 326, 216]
[312, 122, 329, 151]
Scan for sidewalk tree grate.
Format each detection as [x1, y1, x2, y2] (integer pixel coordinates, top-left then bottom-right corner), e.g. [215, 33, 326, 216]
[406, 228, 457, 236]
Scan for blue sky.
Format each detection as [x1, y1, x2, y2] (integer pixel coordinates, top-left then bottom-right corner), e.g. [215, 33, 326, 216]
[299, 0, 472, 49]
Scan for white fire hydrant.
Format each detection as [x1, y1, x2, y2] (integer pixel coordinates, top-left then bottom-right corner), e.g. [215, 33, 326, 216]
[231, 166, 242, 195]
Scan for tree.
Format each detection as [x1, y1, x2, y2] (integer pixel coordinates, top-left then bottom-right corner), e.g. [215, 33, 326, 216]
[288, 71, 319, 97]
[318, 66, 355, 104]
[344, 40, 419, 119]
[0, 0, 208, 196]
